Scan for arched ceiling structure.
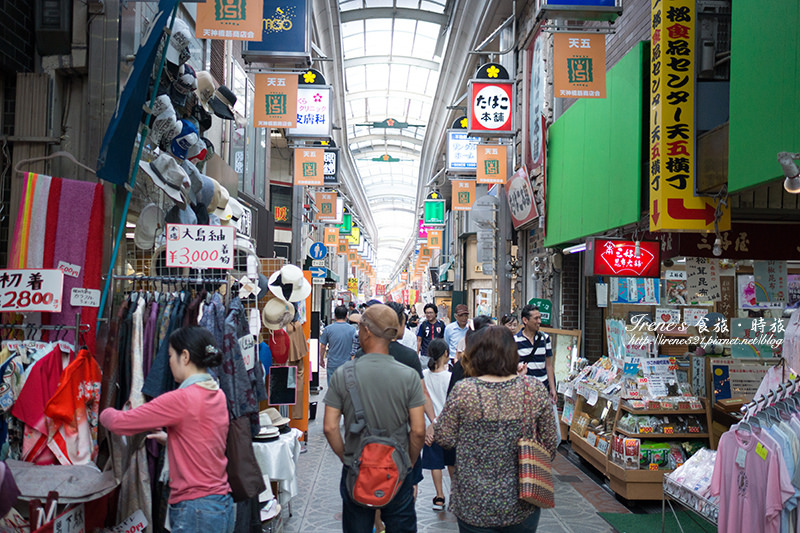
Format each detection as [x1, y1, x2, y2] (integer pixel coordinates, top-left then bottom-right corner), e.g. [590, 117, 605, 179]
[337, 0, 450, 279]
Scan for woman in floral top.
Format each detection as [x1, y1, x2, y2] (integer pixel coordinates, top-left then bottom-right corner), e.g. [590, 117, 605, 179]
[433, 326, 557, 532]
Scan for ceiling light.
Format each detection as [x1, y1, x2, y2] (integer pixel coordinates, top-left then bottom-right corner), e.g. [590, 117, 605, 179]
[712, 237, 723, 257]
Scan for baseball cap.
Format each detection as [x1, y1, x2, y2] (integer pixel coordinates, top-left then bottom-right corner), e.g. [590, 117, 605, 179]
[365, 299, 382, 307]
[455, 304, 469, 315]
[170, 64, 197, 107]
[170, 119, 199, 160]
[361, 304, 399, 341]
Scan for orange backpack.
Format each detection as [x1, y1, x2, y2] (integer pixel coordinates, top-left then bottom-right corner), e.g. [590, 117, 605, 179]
[342, 362, 412, 508]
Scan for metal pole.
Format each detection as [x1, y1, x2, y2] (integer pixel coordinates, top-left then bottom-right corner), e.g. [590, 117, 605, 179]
[97, 5, 180, 318]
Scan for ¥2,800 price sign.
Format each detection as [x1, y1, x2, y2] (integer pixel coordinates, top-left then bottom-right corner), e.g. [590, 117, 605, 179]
[166, 224, 235, 270]
[0, 269, 63, 313]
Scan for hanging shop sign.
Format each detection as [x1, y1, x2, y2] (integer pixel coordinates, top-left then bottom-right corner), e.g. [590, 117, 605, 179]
[323, 148, 339, 185]
[652, 222, 800, 260]
[242, 0, 312, 62]
[525, 29, 547, 171]
[347, 251, 357, 262]
[553, 33, 607, 99]
[418, 220, 434, 239]
[0, 269, 63, 313]
[337, 237, 348, 255]
[166, 224, 235, 269]
[476, 144, 508, 184]
[347, 226, 360, 247]
[686, 257, 721, 302]
[423, 198, 446, 226]
[534, 0, 622, 22]
[649, 0, 730, 232]
[527, 297, 553, 326]
[584, 238, 661, 278]
[375, 284, 386, 296]
[196, 0, 263, 41]
[315, 191, 337, 221]
[253, 73, 298, 128]
[293, 147, 324, 186]
[446, 130, 480, 173]
[451, 179, 476, 211]
[270, 184, 292, 227]
[286, 73, 332, 138]
[427, 229, 442, 249]
[507, 165, 539, 229]
[468, 63, 514, 137]
[338, 212, 352, 235]
[348, 277, 358, 295]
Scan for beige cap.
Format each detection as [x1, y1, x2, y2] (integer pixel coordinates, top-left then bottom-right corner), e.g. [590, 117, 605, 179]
[361, 304, 399, 341]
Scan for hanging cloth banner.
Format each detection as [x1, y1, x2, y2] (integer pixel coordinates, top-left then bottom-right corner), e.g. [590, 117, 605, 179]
[96, 0, 179, 184]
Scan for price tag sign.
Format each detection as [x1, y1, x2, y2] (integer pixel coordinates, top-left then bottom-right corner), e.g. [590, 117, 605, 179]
[70, 288, 100, 308]
[111, 510, 148, 533]
[239, 335, 256, 371]
[54, 503, 85, 533]
[0, 269, 63, 313]
[166, 224, 235, 270]
[649, 463, 659, 471]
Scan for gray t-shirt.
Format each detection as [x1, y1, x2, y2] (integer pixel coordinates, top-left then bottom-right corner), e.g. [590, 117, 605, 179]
[320, 321, 357, 371]
[324, 353, 425, 466]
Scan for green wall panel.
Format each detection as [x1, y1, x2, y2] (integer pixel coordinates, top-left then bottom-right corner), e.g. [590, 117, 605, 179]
[728, 0, 800, 193]
[544, 42, 646, 247]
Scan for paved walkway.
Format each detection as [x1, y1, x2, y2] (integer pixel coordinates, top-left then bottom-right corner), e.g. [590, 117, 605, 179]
[281, 386, 630, 532]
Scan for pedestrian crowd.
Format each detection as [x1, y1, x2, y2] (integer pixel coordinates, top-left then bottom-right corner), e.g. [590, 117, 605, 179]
[321, 301, 557, 533]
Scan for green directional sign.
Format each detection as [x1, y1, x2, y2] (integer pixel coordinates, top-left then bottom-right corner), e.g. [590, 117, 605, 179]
[527, 298, 553, 326]
[423, 200, 446, 226]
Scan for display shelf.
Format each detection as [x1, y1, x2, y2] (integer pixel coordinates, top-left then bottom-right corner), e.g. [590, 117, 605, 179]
[620, 405, 707, 416]
[614, 428, 710, 440]
[569, 430, 608, 473]
[606, 460, 672, 501]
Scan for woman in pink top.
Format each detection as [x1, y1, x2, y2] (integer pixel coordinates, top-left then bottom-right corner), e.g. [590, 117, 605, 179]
[100, 327, 233, 533]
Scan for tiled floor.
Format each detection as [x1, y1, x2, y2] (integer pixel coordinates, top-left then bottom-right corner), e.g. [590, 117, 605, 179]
[279, 384, 631, 533]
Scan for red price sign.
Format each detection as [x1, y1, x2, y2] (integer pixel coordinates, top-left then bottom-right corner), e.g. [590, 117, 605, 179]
[0, 269, 63, 313]
[166, 224, 235, 270]
[649, 463, 659, 471]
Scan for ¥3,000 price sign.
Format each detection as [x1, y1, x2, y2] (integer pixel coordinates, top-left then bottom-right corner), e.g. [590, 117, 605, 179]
[0, 269, 63, 313]
[166, 224, 235, 270]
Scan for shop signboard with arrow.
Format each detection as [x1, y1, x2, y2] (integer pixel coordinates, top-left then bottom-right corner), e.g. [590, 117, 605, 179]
[648, 0, 730, 232]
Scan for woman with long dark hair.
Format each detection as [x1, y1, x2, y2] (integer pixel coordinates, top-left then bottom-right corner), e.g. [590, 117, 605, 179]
[100, 326, 234, 532]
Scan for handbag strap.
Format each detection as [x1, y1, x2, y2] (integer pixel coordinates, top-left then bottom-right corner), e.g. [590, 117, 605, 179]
[343, 360, 376, 436]
[522, 378, 539, 443]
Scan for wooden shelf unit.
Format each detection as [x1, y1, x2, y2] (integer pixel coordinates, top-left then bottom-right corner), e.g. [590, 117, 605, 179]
[605, 397, 713, 501]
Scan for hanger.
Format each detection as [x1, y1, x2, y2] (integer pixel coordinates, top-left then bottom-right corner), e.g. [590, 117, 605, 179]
[14, 151, 96, 176]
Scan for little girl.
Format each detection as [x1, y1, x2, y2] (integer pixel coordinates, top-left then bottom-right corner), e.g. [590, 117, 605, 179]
[422, 338, 451, 511]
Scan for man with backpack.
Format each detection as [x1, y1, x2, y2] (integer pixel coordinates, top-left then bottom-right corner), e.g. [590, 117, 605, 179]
[323, 304, 426, 532]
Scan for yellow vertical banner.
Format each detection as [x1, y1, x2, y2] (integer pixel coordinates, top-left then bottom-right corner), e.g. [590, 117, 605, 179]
[452, 180, 476, 211]
[476, 145, 507, 184]
[316, 191, 337, 220]
[293, 148, 324, 186]
[427, 229, 442, 249]
[324, 227, 339, 247]
[347, 227, 361, 246]
[649, 0, 730, 232]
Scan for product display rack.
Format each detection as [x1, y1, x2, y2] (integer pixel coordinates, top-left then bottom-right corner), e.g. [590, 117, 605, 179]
[605, 398, 713, 501]
[567, 394, 616, 474]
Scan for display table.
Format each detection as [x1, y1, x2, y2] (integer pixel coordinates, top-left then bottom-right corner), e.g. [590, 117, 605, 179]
[252, 428, 302, 505]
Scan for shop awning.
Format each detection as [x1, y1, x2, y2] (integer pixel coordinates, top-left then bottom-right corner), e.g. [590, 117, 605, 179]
[438, 257, 455, 282]
[325, 268, 339, 283]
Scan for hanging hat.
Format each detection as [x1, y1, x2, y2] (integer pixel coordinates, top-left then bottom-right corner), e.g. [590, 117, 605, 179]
[257, 273, 269, 301]
[180, 159, 204, 201]
[169, 119, 199, 161]
[264, 407, 290, 427]
[149, 94, 173, 119]
[187, 139, 207, 165]
[268, 264, 312, 303]
[140, 154, 191, 206]
[193, 101, 213, 133]
[170, 63, 197, 108]
[164, 204, 198, 226]
[195, 172, 216, 209]
[148, 107, 181, 146]
[208, 85, 236, 120]
[165, 19, 193, 66]
[253, 425, 280, 442]
[214, 186, 233, 221]
[134, 203, 164, 251]
[222, 198, 245, 227]
[200, 136, 215, 160]
[195, 70, 216, 110]
[262, 298, 295, 331]
[268, 328, 290, 364]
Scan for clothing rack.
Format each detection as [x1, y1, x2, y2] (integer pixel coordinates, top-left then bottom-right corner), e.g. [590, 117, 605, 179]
[1, 311, 90, 353]
[739, 374, 800, 418]
[111, 274, 230, 285]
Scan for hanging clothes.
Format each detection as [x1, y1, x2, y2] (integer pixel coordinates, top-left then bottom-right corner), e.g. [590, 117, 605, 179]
[141, 294, 187, 399]
[43, 348, 102, 465]
[225, 297, 266, 434]
[783, 309, 800, 373]
[286, 321, 307, 421]
[129, 297, 146, 409]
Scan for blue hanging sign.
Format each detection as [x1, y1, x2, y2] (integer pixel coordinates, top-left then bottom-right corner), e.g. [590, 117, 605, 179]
[242, 0, 311, 62]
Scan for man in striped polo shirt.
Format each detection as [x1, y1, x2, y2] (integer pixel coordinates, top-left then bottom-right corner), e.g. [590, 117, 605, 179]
[515, 304, 557, 403]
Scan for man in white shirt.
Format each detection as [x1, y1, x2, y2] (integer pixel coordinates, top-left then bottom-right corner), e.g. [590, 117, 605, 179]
[443, 304, 469, 363]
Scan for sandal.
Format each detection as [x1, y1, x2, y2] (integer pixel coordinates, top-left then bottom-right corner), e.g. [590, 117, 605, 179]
[432, 496, 445, 511]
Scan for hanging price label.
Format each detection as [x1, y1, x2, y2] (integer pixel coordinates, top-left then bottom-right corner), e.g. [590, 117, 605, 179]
[165, 224, 235, 270]
[0, 269, 63, 313]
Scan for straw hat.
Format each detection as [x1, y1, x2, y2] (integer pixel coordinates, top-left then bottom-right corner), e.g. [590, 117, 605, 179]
[262, 298, 295, 331]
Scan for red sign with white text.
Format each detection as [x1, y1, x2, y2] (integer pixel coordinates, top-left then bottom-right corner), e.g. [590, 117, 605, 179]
[585, 239, 661, 278]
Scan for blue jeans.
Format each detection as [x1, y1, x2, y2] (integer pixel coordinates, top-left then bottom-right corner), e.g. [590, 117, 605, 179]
[169, 493, 235, 533]
[340, 465, 417, 533]
[457, 509, 541, 533]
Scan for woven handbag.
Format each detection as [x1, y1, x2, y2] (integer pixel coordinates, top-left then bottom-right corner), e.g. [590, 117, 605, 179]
[518, 380, 555, 508]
